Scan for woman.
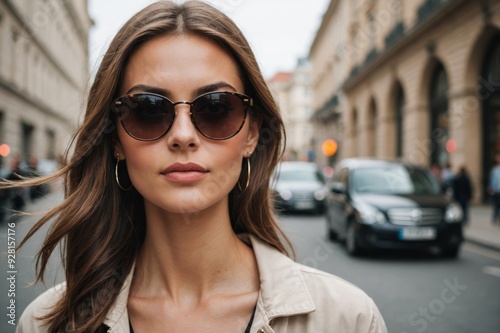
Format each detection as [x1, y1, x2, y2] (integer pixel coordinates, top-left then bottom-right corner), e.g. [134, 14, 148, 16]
[15, 1, 387, 332]
[452, 166, 473, 225]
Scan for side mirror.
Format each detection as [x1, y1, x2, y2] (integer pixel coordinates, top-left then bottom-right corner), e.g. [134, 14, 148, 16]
[331, 182, 346, 194]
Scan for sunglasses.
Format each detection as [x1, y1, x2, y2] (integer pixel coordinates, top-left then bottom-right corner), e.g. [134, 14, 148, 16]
[112, 91, 253, 141]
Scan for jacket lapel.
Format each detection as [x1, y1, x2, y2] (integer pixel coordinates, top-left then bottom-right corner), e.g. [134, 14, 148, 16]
[103, 263, 135, 332]
[249, 235, 316, 320]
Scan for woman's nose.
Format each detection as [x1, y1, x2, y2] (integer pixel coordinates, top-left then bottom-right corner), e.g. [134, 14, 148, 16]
[166, 104, 200, 151]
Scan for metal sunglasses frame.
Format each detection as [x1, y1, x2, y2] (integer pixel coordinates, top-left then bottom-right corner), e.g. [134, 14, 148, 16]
[112, 91, 254, 141]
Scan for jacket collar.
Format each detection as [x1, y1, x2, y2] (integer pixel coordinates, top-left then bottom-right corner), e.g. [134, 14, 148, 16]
[103, 263, 134, 332]
[247, 234, 316, 319]
[103, 234, 315, 331]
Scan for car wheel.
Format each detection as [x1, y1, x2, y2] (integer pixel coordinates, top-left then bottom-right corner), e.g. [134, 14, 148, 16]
[328, 227, 338, 241]
[442, 245, 460, 258]
[325, 212, 337, 241]
[346, 223, 362, 256]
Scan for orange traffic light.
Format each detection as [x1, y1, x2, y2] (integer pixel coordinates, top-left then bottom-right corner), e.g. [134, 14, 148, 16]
[322, 139, 338, 157]
[446, 139, 457, 153]
[0, 144, 10, 157]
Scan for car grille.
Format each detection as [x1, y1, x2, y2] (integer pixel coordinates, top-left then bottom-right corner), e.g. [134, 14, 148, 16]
[387, 208, 442, 225]
[292, 192, 313, 200]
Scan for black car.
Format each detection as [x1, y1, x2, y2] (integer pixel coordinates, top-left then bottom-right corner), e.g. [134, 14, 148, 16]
[272, 161, 328, 214]
[326, 158, 463, 257]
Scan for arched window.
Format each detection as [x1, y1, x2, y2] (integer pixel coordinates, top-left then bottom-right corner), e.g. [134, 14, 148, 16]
[368, 99, 377, 157]
[482, 34, 500, 200]
[0, 12, 4, 65]
[395, 82, 405, 158]
[429, 62, 449, 167]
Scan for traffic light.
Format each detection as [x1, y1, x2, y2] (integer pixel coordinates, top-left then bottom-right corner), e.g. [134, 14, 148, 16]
[322, 139, 338, 157]
[0, 144, 10, 157]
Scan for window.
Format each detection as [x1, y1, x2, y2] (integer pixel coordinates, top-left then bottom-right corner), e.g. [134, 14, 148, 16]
[395, 82, 405, 158]
[10, 28, 20, 83]
[46, 129, 55, 159]
[352, 166, 440, 195]
[21, 122, 34, 162]
[429, 62, 449, 167]
[482, 35, 500, 201]
[0, 12, 3, 66]
[352, 108, 359, 156]
[367, 99, 377, 157]
[367, 14, 376, 48]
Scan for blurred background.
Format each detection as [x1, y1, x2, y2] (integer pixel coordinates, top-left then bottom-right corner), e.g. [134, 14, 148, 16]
[0, 0, 499, 332]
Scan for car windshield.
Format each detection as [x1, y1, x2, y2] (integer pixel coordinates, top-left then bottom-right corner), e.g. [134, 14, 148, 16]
[351, 166, 441, 195]
[278, 169, 324, 183]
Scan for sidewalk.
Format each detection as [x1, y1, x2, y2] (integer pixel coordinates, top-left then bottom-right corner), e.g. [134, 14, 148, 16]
[465, 204, 500, 252]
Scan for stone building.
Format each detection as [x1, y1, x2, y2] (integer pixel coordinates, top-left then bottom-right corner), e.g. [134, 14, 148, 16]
[309, 0, 500, 202]
[0, 0, 92, 169]
[309, 0, 352, 167]
[267, 59, 314, 161]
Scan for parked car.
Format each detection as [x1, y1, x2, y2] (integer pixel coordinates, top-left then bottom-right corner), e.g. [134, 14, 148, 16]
[272, 161, 329, 214]
[326, 158, 463, 257]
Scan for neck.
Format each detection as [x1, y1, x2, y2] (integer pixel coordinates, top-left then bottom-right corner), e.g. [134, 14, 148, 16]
[132, 200, 259, 308]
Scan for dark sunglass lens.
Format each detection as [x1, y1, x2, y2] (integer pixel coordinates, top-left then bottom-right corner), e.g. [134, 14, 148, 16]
[192, 93, 246, 139]
[116, 94, 174, 140]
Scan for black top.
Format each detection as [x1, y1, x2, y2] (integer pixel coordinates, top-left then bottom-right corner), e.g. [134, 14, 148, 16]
[129, 305, 257, 333]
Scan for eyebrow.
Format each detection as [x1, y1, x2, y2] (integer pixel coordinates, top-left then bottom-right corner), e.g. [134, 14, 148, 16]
[125, 82, 238, 98]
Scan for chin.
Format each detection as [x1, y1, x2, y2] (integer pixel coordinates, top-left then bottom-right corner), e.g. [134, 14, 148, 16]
[147, 197, 224, 215]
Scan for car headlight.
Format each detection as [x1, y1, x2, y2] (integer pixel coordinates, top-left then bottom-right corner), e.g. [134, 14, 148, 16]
[279, 190, 292, 201]
[355, 204, 386, 224]
[313, 189, 326, 201]
[445, 202, 463, 223]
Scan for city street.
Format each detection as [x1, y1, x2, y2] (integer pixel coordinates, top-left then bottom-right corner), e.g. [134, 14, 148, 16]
[280, 214, 500, 333]
[0, 190, 65, 333]
[1, 192, 499, 332]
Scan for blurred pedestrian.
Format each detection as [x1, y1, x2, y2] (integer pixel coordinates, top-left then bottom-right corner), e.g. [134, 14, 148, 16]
[452, 166, 473, 225]
[13, 2, 387, 333]
[6, 155, 26, 211]
[27, 154, 49, 200]
[442, 162, 454, 190]
[27, 155, 39, 176]
[489, 152, 500, 224]
[0, 176, 8, 223]
[431, 163, 446, 192]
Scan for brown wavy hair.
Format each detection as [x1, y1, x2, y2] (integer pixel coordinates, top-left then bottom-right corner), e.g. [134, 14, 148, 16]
[11, 1, 290, 332]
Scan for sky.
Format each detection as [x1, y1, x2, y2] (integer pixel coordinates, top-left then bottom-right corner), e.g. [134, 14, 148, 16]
[88, 0, 330, 79]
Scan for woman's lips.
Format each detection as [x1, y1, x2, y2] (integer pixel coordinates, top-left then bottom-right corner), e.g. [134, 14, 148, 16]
[161, 162, 208, 183]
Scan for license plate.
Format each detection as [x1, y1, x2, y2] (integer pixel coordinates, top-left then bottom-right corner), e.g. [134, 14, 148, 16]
[399, 227, 436, 240]
[295, 201, 314, 210]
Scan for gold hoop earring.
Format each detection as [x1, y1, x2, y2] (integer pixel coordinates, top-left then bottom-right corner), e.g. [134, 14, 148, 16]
[115, 154, 132, 191]
[238, 155, 251, 192]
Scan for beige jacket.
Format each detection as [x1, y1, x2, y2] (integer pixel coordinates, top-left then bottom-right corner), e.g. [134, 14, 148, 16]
[17, 235, 387, 333]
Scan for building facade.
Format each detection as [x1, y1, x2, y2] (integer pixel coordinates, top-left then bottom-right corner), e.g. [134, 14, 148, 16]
[309, 0, 352, 167]
[309, 0, 500, 203]
[0, 0, 92, 169]
[268, 59, 315, 161]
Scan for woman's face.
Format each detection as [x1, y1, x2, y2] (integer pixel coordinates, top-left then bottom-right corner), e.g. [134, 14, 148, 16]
[115, 34, 259, 215]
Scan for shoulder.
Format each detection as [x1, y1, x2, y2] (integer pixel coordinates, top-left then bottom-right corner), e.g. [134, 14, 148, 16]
[298, 263, 366, 294]
[302, 263, 384, 308]
[16, 282, 66, 333]
[296, 263, 387, 332]
[249, 235, 387, 332]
